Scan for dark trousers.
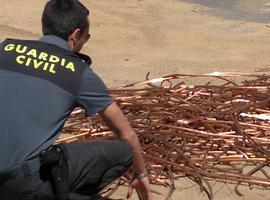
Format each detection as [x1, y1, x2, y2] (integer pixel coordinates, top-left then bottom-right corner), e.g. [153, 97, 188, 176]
[0, 140, 133, 200]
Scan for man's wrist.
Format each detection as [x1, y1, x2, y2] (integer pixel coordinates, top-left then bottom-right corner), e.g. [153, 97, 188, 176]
[134, 168, 148, 180]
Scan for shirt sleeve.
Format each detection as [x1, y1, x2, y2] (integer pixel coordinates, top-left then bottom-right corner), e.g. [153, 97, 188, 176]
[77, 68, 113, 116]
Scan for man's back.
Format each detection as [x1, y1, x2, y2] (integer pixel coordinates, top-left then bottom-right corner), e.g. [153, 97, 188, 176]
[0, 38, 86, 170]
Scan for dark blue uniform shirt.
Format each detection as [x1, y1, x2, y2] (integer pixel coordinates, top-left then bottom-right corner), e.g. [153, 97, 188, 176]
[0, 35, 112, 171]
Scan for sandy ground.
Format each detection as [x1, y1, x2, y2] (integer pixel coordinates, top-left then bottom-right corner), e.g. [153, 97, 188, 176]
[1, 0, 270, 199]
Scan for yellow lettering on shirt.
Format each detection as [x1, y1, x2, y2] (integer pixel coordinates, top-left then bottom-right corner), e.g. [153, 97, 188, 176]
[16, 55, 25, 64]
[49, 55, 60, 63]
[61, 58, 66, 67]
[26, 49, 37, 58]
[66, 62, 75, 72]
[25, 57, 31, 66]
[49, 64, 56, 74]
[43, 62, 49, 71]
[33, 59, 44, 69]
[16, 45, 27, 54]
[4, 43, 77, 75]
[4, 44, 15, 51]
[38, 52, 48, 61]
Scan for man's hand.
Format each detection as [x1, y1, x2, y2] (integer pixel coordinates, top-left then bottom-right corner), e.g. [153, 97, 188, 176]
[99, 103, 153, 199]
[127, 176, 153, 200]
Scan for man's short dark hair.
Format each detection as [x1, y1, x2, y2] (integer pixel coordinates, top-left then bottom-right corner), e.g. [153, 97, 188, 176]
[42, 0, 89, 40]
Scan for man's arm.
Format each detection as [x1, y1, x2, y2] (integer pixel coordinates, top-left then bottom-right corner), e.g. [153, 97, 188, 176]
[99, 102, 153, 199]
[76, 68, 152, 198]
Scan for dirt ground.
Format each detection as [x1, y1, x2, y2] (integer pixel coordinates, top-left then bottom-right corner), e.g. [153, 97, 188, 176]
[1, 0, 270, 199]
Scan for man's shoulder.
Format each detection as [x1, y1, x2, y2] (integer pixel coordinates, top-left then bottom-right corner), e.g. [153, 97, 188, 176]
[0, 38, 90, 95]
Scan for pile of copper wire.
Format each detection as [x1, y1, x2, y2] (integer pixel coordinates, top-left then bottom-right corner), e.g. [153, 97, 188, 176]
[57, 71, 270, 199]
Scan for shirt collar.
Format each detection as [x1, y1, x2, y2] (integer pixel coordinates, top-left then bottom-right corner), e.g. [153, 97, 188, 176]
[39, 35, 71, 51]
[39, 35, 92, 66]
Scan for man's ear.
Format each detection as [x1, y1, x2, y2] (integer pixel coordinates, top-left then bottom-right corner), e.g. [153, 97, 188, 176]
[69, 28, 81, 42]
[67, 28, 81, 50]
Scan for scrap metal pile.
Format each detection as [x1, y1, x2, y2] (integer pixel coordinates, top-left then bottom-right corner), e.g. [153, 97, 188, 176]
[57, 72, 270, 199]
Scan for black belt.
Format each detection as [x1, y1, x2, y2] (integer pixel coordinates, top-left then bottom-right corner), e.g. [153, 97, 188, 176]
[0, 158, 40, 185]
